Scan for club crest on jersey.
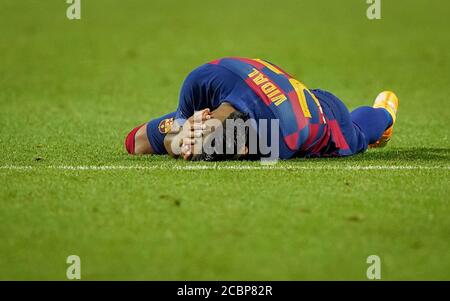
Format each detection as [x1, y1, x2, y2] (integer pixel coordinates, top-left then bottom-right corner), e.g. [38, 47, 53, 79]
[158, 117, 174, 134]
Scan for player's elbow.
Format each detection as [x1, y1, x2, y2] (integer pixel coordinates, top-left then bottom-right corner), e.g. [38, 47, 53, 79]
[125, 124, 153, 155]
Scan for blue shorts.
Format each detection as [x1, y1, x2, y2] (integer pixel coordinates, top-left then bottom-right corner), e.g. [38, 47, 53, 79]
[311, 89, 368, 156]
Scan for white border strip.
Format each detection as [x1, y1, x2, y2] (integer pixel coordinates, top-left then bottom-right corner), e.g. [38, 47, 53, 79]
[0, 165, 449, 171]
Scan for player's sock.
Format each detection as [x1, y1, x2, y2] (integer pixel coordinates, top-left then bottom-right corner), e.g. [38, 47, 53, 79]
[350, 106, 392, 145]
[381, 107, 394, 128]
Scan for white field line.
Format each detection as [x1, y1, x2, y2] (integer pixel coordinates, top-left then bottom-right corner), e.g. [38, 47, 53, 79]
[0, 164, 449, 171]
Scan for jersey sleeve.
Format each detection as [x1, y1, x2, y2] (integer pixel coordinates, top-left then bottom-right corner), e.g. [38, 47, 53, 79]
[174, 100, 192, 121]
[175, 72, 197, 121]
[146, 112, 177, 155]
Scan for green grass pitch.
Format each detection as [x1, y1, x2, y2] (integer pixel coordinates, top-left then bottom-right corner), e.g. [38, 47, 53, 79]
[0, 0, 449, 280]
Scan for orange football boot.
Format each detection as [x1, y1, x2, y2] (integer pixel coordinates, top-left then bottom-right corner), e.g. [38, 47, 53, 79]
[369, 91, 399, 148]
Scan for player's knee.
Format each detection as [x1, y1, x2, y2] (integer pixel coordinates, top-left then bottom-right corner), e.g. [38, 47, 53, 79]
[125, 124, 152, 155]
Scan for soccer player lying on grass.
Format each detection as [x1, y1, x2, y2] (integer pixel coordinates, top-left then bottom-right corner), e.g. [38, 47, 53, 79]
[125, 57, 399, 161]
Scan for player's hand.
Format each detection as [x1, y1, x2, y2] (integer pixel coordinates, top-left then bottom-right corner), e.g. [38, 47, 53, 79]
[198, 108, 212, 121]
[182, 109, 212, 144]
[192, 108, 213, 139]
[178, 108, 213, 160]
[181, 140, 193, 160]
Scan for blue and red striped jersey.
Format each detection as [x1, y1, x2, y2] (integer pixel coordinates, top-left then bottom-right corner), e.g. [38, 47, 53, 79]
[168, 57, 351, 159]
[209, 57, 339, 158]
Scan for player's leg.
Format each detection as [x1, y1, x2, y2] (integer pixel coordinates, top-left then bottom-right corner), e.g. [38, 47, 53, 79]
[311, 89, 368, 155]
[350, 107, 392, 145]
[311, 89, 398, 156]
[350, 91, 398, 147]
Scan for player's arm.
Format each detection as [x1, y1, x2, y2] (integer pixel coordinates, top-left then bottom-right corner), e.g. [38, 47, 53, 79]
[134, 124, 154, 154]
[163, 122, 184, 158]
[126, 112, 178, 155]
[125, 123, 155, 155]
[164, 109, 211, 160]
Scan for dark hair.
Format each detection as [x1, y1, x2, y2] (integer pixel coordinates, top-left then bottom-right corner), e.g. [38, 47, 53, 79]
[191, 111, 252, 161]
